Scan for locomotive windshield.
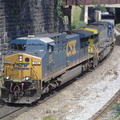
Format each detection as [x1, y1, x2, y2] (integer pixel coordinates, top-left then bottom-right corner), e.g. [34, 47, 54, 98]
[27, 44, 45, 51]
[10, 38, 27, 51]
[10, 38, 46, 52]
[10, 43, 45, 51]
[10, 43, 26, 51]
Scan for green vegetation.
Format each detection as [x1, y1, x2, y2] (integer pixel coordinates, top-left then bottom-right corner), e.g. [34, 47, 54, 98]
[116, 23, 120, 27]
[112, 102, 120, 120]
[56, 1, 86, 29]
[56, 0, 63, 18]
[93, 0, 106, 12]
[43, 118, 57, 120]
[72, 20, 86, 29]
[71, 6, 86, 28]
[112, 112, 120, 120]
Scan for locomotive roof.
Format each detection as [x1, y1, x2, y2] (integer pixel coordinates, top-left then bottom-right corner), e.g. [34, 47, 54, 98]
[11, 37, 55, 44]
[72, 27, 98, 38]
[87, 21, 109, 32]
[72, 21, 110, 38]
[36, 32, 66, 38]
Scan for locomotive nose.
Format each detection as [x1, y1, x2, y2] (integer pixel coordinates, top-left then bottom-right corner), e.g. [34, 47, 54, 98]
[4, 53, 42, 81]
[4, 53, 31, 80]
[3, 53, 42, 103]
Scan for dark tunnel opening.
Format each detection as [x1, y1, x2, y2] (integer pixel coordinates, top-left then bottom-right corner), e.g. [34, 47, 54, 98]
[115, 8, 120, 24]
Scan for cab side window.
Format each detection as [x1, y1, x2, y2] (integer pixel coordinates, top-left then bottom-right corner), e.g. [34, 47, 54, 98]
[48, 45, 54, 53]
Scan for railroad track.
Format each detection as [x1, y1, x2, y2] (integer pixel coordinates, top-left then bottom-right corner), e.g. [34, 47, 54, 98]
[89, 89, 120, 120]
[0, 104, 30, 120]
[0, 69, 99, 120]
[0, 102, 6, 108]
[0, 80, 82, 120]
[0, 86, 72, 120]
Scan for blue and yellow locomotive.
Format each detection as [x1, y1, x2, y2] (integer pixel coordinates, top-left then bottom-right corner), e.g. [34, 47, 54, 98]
[1, 21, 115, 103]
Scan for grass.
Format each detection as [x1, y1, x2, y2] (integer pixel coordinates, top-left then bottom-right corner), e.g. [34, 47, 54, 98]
[43, 118, 57, 120]
[112, 112, 120, 120]
[112, 102, 120, 120]
[116, 23, 120, 27]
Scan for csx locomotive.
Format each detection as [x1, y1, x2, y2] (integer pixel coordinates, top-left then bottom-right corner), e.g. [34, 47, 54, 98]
[1, 21, 115, 103]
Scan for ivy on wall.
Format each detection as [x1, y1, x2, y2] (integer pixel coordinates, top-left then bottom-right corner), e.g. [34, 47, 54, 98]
[56, 0, 63, 18]
[93, 0, 106, 12]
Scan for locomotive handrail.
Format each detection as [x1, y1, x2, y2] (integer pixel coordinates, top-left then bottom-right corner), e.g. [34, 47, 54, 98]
[31, 67, 39, 80]
[93, 44, 99, 59]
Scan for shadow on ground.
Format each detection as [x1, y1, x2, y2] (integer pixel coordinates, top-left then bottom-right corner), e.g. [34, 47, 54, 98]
[116, 35, 120, 46]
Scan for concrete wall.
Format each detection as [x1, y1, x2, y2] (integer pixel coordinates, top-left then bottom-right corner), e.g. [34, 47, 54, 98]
[84, 5, 120, 24]
[0, 0, 65, 70]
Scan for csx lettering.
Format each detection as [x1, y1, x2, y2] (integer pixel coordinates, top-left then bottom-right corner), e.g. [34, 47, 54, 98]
[66, 40, 77, 56]
[13, 63, 29, 70]
[49, 54, 53, 63]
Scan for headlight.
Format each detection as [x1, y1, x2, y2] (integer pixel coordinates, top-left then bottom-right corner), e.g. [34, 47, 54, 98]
[6, 75, 10, 80]
[19, 55, 23, 62]
[25, 76, 30, 81]
[4, 61, 11, 64]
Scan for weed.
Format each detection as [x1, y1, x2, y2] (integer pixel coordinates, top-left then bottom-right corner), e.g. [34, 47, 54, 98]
[56, 0, 63, 19]
[112, 102, 120, 120]
[116, 23, 120, 27]
[112, 112, 120, 120]
[43, 118, 57, 120]
[72, 20, 86, 28]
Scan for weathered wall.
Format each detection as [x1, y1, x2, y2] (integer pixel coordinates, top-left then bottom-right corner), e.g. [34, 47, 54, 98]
[0, 0, 6, 69]
[62, 0, 120, 5]
[3, 0, 64, 41]
[0, 0, 64, 70]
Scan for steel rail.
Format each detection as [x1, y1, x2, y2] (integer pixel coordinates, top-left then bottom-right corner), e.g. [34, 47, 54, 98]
[89, 89, 120, 120]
